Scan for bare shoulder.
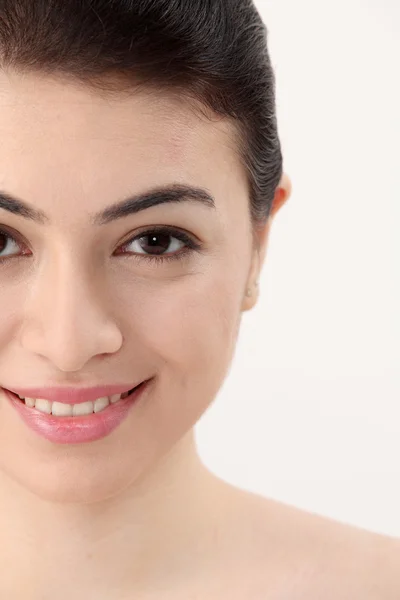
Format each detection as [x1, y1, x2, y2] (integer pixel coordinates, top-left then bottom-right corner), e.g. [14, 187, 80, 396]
[144, 481, 399, 600]
[304, 519, 400, 599]
[243, 489, 400, 599]
[217, 485, 400, 599]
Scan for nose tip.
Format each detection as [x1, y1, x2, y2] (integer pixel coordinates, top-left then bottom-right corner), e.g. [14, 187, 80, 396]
[17, 260, 124, 371]
[20, 319, 123, 372]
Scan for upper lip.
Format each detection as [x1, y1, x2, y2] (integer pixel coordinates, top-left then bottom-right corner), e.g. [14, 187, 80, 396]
[3, 382, 145, 404]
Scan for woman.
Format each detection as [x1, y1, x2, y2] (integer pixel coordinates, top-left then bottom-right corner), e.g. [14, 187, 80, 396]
[0, 0, 398, 598]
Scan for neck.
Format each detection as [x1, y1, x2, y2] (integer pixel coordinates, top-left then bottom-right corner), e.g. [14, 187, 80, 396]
[0, 430, 230, 597]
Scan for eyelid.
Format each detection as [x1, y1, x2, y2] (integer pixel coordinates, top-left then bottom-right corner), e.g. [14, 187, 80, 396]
[0, 226, 30, 254]
[0, 223, 200, 249]
[120, 224, 200, 246]
[117, 225, 202, 257]
[0, 224, 203, 265]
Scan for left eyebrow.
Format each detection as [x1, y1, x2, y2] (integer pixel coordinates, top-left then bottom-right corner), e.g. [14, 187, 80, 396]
[0, 183, 216, 225]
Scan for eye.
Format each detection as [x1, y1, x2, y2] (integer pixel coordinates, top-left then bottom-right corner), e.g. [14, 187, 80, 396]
[115, 226, 202, 264]
[0, 226, 202, 266]
[0, 229, 29, 262]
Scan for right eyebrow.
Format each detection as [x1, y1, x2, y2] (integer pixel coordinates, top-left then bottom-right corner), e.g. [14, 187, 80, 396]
[0, 183, 217, 225]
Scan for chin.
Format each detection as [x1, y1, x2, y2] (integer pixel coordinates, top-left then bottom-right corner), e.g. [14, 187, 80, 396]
[0, 437, 162, 504]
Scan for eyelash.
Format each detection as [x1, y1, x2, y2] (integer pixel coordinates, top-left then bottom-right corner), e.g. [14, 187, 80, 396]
[0, 226, 201, 266]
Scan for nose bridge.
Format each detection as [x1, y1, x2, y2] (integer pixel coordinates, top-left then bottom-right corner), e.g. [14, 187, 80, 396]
[20, 253, 123, 371]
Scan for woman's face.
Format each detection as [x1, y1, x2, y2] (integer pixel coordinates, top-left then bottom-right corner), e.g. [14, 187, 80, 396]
[0, 72, 274, 503]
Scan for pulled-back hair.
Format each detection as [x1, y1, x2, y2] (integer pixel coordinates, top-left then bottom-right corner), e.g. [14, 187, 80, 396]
[0, 0, 283, 241]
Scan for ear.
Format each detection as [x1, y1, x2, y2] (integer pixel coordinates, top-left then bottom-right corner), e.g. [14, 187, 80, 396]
[241, 173, 292, 312]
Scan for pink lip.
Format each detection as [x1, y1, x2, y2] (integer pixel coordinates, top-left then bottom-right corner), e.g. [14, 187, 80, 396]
[3, 380, 151, 444]
[3, 383, 141, 404]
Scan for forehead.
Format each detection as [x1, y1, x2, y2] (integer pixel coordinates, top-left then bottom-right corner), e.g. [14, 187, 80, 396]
[0, 72, 250, 228]
[0, 71, 242, 187]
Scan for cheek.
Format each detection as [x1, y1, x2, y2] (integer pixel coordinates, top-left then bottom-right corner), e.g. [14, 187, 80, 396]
[122, 277, 242, 408]
[134, 280, 238, 357]
[0, 284, 26, 348]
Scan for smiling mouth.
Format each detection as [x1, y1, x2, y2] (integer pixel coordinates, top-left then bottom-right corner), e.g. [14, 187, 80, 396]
[3, 381, 147, 417]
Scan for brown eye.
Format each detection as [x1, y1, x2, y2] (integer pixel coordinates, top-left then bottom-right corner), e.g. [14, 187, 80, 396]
[116, 226, 201, 265]
[133, 231, 184, 256]
[0, 230, 26, 261]
[0, 226, 202, 267]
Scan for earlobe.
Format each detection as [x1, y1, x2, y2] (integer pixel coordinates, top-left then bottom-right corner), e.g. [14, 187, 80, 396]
[242, 173, 292, 312]
[242, 280, 260, 312]
[245, 281, 259, 297]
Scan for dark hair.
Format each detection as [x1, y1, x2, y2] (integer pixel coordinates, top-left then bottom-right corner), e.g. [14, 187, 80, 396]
[0, 0, 283, 247]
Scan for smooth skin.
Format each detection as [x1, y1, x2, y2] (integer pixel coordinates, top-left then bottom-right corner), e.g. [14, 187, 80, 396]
[0, 71, 398, 599]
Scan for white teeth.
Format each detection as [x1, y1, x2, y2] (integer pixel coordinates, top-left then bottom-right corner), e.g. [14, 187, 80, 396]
[52, 401, 73, 417]
[72, 401, 94, 417]
[34, 398, 52, 414]
[93, 396, 109, 413]
[21, 393, 125, 416]
[110, 393, 122, 404]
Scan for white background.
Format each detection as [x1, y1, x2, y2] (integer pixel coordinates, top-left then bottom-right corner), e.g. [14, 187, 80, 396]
[196, 0, 400, 539]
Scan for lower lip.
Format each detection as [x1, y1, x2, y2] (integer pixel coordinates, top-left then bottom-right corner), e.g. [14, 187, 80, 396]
[3, 381, 151, 445]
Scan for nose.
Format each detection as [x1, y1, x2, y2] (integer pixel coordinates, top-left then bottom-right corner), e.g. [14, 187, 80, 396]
[19, 258, 123, 372]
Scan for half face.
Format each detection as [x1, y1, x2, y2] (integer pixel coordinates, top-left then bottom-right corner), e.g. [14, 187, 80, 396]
[0, 71, 263, 502]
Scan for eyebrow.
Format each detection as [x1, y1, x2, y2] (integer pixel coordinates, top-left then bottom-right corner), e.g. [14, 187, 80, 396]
[0, 183, 216, 225]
